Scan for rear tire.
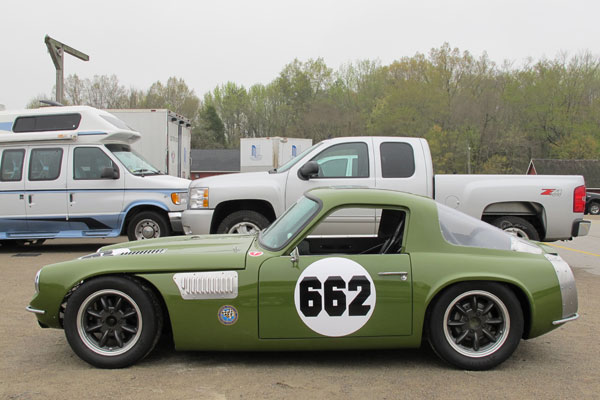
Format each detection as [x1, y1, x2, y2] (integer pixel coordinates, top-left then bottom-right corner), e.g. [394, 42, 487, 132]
[64, 276, 163, 369]
[428, 281, 523, 370]
[589, 201, 600, 215]
[217, 210, 269, 234]
[492, 216, 539, 241]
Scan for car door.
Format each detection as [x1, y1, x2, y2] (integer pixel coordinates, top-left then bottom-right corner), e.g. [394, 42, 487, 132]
[258, 253, 412, 339]
[67, 145, 125, 235]
[0, 147, 28, 233]
[285, 140, 376, 234]
[24, 145, 70, 233]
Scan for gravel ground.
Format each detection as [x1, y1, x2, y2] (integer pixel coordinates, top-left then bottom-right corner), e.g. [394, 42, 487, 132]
[1, 219, 599, 400]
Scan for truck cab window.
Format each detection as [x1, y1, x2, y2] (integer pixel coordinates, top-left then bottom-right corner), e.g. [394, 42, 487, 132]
[311, 142, 369, 178]
[28, 148, 63, 181]
[380, 142, 415, 178]
[1, 149, 25, 182]
[74, 147, 117, 180]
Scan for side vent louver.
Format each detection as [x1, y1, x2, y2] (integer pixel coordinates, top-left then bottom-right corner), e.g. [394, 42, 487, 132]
[173, 271, 238, 300]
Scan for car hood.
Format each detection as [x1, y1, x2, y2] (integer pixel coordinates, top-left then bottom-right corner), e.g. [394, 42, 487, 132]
[76, 234, 258, 273]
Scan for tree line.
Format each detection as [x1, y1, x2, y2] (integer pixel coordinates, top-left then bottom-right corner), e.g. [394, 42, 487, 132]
[29, 43, 600, 174]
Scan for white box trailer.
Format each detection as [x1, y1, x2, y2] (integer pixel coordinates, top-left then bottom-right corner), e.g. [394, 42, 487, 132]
[240, 137, 313, 172]
[107, 109, 192, 179]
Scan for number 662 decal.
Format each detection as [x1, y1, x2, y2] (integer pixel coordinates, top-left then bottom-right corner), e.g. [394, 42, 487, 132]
[294, 258, 376, 337]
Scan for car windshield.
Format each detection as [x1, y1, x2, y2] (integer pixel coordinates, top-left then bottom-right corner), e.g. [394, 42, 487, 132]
[259, 196, 321, 250]
[275, 142, 323, 173]
[436, 203, 512, 250]
[105, 144, 161, 176]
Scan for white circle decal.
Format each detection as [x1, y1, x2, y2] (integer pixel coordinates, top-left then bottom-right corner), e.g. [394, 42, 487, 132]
[294, 257, 376, 337]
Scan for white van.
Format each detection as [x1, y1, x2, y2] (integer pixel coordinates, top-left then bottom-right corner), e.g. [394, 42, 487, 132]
[0, 106, 190, 245]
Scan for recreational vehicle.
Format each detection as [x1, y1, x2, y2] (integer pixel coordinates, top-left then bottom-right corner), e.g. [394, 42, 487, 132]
[0, 106, 190, 245]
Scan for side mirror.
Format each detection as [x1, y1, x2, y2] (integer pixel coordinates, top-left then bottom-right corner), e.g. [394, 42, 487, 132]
[100, 166, 119, 179]
[298, 161, 319, 181]
[290, 247, 300, 267]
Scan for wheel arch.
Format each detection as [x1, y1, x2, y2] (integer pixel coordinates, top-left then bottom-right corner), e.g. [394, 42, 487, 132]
[211, 199, 276, 234]
[481, 201, 546, 240]
[422, 279, 533, 341]
[120, 203, 171, 235]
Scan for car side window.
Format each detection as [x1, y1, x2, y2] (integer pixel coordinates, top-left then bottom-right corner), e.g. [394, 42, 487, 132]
[311, 142, 369, 178]
[380, 142, 415, 178]
[1, 149, 25, 182]
[299, 207, 407, 255]
[28, 148, 63, 181]
[73, 147, 116, 180]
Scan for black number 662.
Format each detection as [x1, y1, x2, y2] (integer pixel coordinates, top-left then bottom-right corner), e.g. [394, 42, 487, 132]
[299, 275, 371, 317]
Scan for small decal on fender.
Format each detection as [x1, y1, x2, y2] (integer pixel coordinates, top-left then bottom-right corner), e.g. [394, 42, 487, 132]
[218, 305, 239, 325]
[249, 251, 263, 257]
[541, 189, 562, 197]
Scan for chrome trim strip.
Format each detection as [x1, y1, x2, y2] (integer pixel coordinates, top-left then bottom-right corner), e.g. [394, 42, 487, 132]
[545, 254, 578, 319]
[26, 306, 45, 315]
[553, 313, 579, 325]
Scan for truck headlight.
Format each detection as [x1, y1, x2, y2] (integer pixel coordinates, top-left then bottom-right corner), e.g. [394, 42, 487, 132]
[171, 191, 188, 205]
[34, 269, 42, 293]
[189, 187, 209, 209]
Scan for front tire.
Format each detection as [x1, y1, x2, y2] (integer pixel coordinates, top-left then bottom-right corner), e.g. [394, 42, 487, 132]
[127, 211, 170, 241]
[428, 282, 524, 370]
[64, 276, 163, 368]
[492, 216, 539, 241]
[217, 210, 270, 234]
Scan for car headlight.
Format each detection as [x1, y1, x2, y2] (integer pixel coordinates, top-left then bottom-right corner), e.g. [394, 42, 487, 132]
[34, 269, 42, 293]
[171, 191, 188, 206]
[189, 187, 209, 209]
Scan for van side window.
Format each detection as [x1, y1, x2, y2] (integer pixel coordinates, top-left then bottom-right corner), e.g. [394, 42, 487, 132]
[74, 147, 116, 180]
[13, 114, 81, 133]
[29, 148, 63, 181]
[1, 149, 25, 181]
[311, 142, 369, 178]
[380, 142, 415, 178]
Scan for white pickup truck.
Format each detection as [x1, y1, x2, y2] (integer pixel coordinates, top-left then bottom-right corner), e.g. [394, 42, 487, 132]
[182, 136, 590, 241]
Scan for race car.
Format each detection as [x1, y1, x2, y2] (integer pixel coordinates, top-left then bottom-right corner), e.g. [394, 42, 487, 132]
[27, 188, 578, 370]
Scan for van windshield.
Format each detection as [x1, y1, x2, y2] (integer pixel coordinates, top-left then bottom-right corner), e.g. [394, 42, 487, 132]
[105, 144, 161, 176]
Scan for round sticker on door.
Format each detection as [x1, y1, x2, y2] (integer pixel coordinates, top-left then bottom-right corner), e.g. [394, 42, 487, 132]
[294, 257, 376, 337]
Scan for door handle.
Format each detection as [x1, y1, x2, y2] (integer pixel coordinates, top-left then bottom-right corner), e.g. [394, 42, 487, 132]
[28, 194, 33, 204]
[69, 193, 74, 203]
[378, 271, 409, 281]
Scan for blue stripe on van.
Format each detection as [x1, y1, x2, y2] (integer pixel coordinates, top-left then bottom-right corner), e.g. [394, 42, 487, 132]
[0, 122, 13, 131]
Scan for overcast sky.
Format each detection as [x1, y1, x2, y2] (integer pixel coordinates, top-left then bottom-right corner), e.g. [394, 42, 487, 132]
[2, 0, 599, 110]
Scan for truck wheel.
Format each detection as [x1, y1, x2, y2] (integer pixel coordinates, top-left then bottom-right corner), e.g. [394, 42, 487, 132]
[217, 210, 270, 234]
[127, 211, 170, 241]
[491, 216, 539, 241]
[63, 276, 163, 369]
[427, 282, 524, 370]
[589, 201, 600, 215]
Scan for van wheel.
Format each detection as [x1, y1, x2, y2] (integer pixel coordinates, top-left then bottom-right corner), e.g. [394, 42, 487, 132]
[15, 239, 46, 247]
[127, 211, 170, 241]
[217, 210, 269, 234]
[491, 216, 539, 241]
[428, 282, 523, 370]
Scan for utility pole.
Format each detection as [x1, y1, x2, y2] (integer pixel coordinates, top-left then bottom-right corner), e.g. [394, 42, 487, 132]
[44, 35, 89, 104]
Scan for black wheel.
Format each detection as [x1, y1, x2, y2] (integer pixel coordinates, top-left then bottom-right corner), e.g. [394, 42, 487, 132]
[428, 282, 524, 370]
[589, 201, 600, 215]
[64, 276, 163, 368]
[217, 210, 270, 234]
[492, 216, 539, 241]
[127, 211, 170, 241]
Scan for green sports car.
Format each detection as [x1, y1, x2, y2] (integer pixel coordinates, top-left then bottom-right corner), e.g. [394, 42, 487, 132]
[27, 188, 578, 370]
